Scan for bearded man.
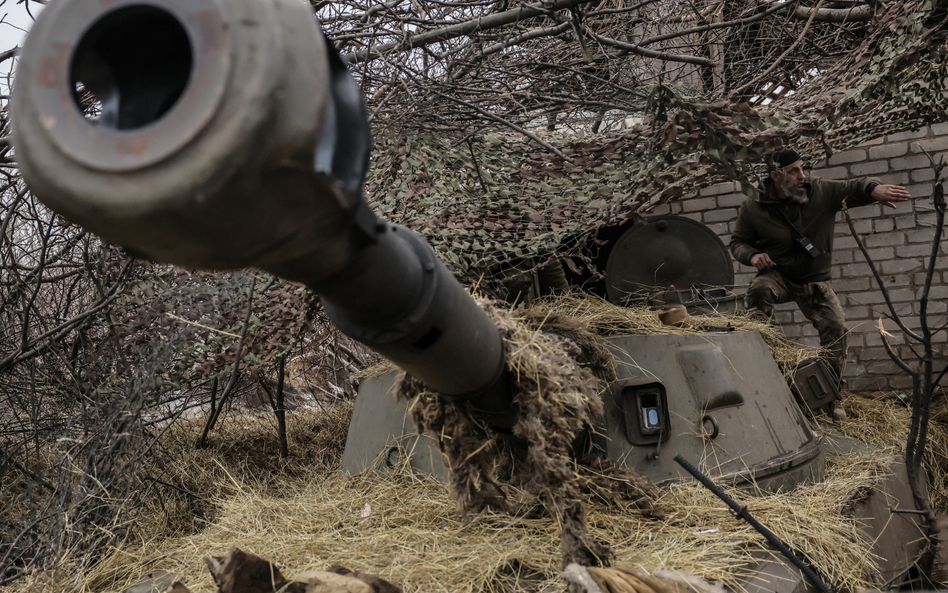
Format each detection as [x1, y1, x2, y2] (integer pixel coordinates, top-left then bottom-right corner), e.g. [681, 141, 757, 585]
[729, 148, 911, 407]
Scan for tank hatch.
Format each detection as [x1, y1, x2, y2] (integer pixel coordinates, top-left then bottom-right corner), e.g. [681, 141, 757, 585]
[605, 215, 734, 305]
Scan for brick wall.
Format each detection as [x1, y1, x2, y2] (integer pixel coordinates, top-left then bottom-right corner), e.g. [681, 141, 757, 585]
[648, 124, 948, 392]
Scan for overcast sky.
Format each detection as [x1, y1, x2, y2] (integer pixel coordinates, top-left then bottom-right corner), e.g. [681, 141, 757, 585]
[0, 1, 39, 48]
[0, 1, 42, 92]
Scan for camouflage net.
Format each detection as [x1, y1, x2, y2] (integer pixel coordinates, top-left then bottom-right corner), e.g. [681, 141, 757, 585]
[396, 299, 665, 568]
[364, 0, 948, 280]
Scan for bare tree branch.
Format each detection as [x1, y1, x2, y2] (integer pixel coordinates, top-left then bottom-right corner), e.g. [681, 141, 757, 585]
[343, 0, 598, 64]
[790, 3, 871, 22]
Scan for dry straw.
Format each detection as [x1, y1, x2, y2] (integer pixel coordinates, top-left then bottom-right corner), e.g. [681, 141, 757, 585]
[17, 295, 946, 593]
[70, 434, 897, 593]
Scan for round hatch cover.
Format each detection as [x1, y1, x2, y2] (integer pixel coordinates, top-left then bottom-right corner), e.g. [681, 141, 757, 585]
[605, 215, 734, 304]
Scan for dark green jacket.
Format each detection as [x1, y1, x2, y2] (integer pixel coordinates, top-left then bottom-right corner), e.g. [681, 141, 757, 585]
[729, 176, 879, 283]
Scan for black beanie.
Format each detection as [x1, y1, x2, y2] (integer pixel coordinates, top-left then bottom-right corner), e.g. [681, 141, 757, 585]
[773, 148, 802, 169]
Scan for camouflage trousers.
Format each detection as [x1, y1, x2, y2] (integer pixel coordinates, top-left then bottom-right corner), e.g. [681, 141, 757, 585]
[746, 270, 847, 385]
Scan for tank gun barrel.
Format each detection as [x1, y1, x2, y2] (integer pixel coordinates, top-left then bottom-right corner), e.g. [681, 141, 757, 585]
[11, 0, 513, 423]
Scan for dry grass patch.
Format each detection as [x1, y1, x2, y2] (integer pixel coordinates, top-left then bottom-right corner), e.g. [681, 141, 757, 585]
[74, 451, 890, 593]
[16, 295, 948, 593]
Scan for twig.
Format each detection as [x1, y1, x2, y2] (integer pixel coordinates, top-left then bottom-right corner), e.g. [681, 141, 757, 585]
[164, 313, 242, 339]
[879, 327, 916, 376]
[881, 541, 931, 589]
[0, 259, 134, 373]
[0, 444, 55, 492]
[585, 31, 714, 67]
[842, 204, 923, 342]
[732, 0, 826, 97]
[788, 3, 871, 22]
[432, 89, 574, 161]
[197, 276, 258, 447]
[889, 507, 929, 515]
[638, 0, 800, 47]
[467, 137, 490, 194]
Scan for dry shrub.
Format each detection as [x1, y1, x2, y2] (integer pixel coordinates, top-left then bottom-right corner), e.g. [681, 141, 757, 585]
[832, 392, 948, 514]
[134, 403, 354, 539]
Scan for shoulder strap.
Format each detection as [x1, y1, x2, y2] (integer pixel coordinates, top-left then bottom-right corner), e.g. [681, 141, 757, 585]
[767, 204, 805, 238]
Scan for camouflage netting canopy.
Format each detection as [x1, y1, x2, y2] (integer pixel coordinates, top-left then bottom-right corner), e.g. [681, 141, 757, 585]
[316, 0, 948, 280]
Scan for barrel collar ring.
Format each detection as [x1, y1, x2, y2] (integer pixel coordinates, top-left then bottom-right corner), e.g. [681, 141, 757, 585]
[19, 0, 232, 172]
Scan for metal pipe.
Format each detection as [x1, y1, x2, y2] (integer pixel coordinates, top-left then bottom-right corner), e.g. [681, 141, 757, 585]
[11, 0, 513, 423]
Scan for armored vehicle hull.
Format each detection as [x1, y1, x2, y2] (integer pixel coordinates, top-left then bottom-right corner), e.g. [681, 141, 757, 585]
[342, 329, 926, 592]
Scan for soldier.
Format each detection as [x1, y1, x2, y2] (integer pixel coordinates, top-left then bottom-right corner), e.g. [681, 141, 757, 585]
[729, 148, 911, 415]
